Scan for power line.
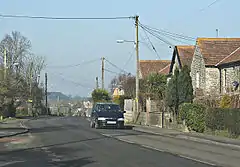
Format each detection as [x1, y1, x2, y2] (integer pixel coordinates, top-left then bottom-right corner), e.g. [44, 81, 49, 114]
[104, 68, 120, 75]
[139, 24, 174, 47]
[0, 14, 134, 20]
[47, 58, 100, 68]
[49, 72, 93, 89]
[142, 25, 192, 45]
[140, 29, 161, 59]
[123, 48, 135, 68]
[200, 0, 222, 12]
[139, 22, 195, 41]
[104, 58, 129, 74]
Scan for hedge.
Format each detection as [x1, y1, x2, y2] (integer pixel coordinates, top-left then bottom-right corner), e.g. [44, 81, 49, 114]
[179, 103, 240, 138]
[179, 103, 206, 133]
[206, 108, 240, 138]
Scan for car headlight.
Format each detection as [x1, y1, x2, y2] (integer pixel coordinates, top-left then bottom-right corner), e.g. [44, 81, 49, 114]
[98, 117, 106, 121]
[117, 118, 124, 121]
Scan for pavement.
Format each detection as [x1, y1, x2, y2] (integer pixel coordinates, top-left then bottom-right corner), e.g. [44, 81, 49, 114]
[131, 125, 240, 149]
[0, 116, 238, 167]
[0, 119, 29, 138]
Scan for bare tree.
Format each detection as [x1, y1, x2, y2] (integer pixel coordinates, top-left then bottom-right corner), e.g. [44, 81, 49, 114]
[0, 31, 46, 117]
[0, 31, 31, 70]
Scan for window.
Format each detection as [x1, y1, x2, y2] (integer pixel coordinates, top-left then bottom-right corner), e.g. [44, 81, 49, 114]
[196, 72, 200, 88]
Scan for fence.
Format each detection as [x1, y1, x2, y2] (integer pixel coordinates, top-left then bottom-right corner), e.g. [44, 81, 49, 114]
[123, 98, 172, 127]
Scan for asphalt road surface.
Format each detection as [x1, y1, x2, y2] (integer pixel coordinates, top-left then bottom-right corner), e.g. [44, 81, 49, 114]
[0, 117, 215, 167]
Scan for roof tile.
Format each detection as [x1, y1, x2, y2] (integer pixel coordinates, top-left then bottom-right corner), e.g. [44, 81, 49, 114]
[140, 60, 171, 78]
[197, 38, 240, 66]
[176, 45, 195, 67]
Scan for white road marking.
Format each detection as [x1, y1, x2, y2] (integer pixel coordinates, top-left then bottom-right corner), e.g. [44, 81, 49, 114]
[141, 144, 166, 152]
[51, 158, 61, 162]
[178, 155, 217, 166]
[0, 161, 25, 167]
[101, 133, 111, 137]
[100, 130, 218, 166]
[140, 144, 217, 166]
[117, 138, 135, 144]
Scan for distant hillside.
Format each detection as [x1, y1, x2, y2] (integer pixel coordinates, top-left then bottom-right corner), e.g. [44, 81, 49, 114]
[48, 92, 70, 100]
[48, 92, 91, 101]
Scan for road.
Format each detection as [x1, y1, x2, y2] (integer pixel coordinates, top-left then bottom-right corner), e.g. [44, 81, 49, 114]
[0, 117, 217, 167]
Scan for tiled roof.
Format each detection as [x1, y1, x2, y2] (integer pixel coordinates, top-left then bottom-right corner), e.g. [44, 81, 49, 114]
[216, 47, 240, 65]
[176, 45, 195, 67]
[140, 60, 171, 78]
[197, 38, 240, 66]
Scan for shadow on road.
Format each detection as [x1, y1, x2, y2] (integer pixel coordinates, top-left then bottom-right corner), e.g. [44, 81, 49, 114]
[0, 136, 108, 155]
[0, 147, 95, 167]
[28, 125, 81, 134]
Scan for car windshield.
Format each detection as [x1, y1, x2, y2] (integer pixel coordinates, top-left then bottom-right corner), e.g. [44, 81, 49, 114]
[98, 104, 121, 112]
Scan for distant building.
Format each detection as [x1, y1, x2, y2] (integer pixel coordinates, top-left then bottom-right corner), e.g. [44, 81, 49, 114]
[83, 101, 93, 108]
[113, 87, 125, 97]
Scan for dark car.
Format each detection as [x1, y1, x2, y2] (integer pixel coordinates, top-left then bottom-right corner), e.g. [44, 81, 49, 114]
[90, 103, 125, 129]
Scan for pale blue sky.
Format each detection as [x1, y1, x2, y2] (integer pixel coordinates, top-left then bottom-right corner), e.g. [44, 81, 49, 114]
[0, 0, 239, 96]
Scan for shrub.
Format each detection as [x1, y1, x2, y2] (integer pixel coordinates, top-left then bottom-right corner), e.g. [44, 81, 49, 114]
[113, 95, 120, 105]
[220, 94, 231, 108]
[205, 108, 240, 138]
[179, 103, 206, 133]
[225, 109, 240, 138]
[205, 108, 225, 131]
[15, 107, 29, 117]
[91, 89, 111, 103]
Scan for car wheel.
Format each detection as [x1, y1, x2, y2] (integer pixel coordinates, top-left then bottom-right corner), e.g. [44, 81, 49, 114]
[94, 120, 100, 129]
[95, 122, 100, 129]
[117, 122, 125, 129]
[90, 121, 94, 128]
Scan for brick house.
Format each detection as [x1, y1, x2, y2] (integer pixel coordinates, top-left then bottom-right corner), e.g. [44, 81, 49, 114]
[139, 60, 171, 79]
[191, 38, 240, 96]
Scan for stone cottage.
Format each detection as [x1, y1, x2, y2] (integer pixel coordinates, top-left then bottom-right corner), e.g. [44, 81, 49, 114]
[169, 39, 240, 96]
[191, 38, 240, 96]
[139, 60, 171, 79]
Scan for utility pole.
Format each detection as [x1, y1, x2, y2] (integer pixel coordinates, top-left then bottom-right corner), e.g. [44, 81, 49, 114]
[101, 57, 105, 89]
[96, 77, 99, 89]
[135, 15, 140, 117]
[45, 73, 48, 115]
[29, 62, 34, 116]
[57, 95, 60, 116]
[3, 48, 7, 79]
[216, 29, 219, 38]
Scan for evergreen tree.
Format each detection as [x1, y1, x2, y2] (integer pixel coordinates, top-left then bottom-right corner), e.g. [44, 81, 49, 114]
[166, 66, 193, 120]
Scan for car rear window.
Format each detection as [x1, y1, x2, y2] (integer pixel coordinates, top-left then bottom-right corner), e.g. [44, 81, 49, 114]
[97, 104, 120, 111]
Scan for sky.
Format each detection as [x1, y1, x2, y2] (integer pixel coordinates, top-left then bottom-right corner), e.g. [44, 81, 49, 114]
[0, 0, 239, 97]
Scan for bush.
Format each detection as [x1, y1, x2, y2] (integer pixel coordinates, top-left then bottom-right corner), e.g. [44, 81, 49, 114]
[205, 108, 225, 131]
[220, 94, 231, 108]
[15, 107, 29, 117]
[113, 95, 120, 105]
[206, 108, 240, 138]
[179, 103, 206, 133]
[91, 89, 111, 103]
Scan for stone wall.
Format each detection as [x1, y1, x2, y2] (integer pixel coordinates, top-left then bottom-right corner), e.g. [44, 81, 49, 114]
[205, 67, 220, 95]
[220, 65, 240, 94]
[191, 46, 206, 95]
